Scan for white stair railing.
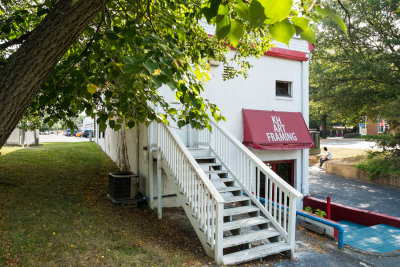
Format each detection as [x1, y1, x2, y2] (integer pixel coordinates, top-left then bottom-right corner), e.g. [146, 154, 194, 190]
[198, 121, 303, 247]
[156, 123, 225, 263]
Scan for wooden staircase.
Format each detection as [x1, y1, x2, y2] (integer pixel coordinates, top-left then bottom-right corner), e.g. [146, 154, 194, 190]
[192, 149, 292, 265]
[153, 122, 302, 265]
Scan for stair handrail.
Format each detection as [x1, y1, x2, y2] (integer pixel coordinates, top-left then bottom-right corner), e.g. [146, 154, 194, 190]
[199, 120, 302, 246]
[156, 123, 225, 263]
[210, 121, 302, 197]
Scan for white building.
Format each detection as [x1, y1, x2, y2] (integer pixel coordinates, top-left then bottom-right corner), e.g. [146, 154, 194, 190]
[82, 117, 94, 131]
[95, 38, 313, 265]
[6, 128, 37, 146]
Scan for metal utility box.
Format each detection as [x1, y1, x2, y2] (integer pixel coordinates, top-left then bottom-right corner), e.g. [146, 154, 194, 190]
[109, 171, 139, 200]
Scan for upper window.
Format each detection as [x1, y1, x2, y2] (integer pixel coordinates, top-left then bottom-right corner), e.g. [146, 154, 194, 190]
[276, 81, 292, 98]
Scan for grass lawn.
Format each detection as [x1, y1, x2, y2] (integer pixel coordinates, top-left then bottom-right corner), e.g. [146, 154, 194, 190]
[0, 142, 209, 266]
[326, 148, 370, 163]
[0, 145, 24, 156]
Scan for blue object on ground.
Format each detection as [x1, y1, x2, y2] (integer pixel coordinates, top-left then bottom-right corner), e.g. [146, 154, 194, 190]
[338, 220, 367, 232]
[340, 221, 400, 253]
[243, 192, 345, 250]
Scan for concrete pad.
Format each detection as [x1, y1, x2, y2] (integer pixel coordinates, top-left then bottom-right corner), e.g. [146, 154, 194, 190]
[344, 224, 400, 253]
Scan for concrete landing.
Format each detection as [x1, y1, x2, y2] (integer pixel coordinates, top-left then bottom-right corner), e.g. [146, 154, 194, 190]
[340, 221, 400, 253]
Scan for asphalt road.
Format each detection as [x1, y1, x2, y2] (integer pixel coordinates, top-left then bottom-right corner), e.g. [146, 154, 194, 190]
[320, 137, 380, 150]
[309, 165, 400, 218]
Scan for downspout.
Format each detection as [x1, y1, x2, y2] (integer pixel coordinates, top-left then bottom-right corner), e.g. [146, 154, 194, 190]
[301, 56, 310, 197]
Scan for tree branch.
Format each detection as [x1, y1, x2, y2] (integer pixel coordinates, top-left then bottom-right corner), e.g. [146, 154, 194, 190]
[0, 32, 31, 50]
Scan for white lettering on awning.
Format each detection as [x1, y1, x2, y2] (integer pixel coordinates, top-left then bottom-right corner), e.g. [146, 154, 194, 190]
[265, 116, 297, 142]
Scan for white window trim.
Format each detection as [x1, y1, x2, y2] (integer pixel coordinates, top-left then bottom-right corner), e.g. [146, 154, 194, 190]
[275, 80, 293, 99]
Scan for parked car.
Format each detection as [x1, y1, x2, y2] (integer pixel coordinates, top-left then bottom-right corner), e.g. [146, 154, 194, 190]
[65, 130, 78, 136]
[82, 130, 94, 138]
[76, 131, 83, 137]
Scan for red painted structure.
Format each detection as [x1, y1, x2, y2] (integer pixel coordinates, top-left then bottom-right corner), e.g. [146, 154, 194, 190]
[304, 196, 400, 228]
[242, 109, 314, 150]
[208, 34, 311, 62]
[264, 47, 309, 61]
[327, 196, 331, 220]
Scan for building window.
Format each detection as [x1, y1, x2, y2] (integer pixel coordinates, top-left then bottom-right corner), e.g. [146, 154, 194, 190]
[378, 118, 389, 134]
[276, 81, 292, 97]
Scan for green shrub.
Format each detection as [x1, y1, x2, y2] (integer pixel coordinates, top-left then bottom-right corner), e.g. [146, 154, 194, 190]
[356, 157, 400, 179]
[303, 206, 327, 218]
[304, 206, 313, 213]
[363, 134, 393, 141]
[344, 133, 361, 139]
[315, 209, 327, 218]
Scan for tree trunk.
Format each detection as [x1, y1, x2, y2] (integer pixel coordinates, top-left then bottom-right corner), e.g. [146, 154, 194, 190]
[0, 0, 103, 148]
[321, 114, 327, 139]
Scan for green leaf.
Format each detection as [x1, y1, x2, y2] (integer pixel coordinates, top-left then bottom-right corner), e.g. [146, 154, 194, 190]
[114, 124, 121, 131]
[300, 24, 316, 44]
[291, 17, 316, 43]
[216, 15, 231, 39]
[262, 0, 293, 25]
[291, 17, 310, 32]
[87, 84, 97, 95]
[268, 19, 295, 45]
[99, 123, 107, 132]
[235, 0, 249, 21]
[109, 120, 116, 129]
[201, 0, 222, 22]
[167, 108, 178, 115]
[249, 0, 267, 27]
[217, 4, 229, 16]
[194, 69, 203, 79]
[143, 60, 158, 74]
[177, 120, 186, 128]
[151, 76, 163, 88]
[227, 21, 244, 46]
[315, 5, 347, 35]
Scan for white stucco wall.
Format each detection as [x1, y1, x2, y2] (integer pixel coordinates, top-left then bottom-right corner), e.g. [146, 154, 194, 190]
[96, 39, 311, 208]
[6, 128, 36, 145]
[83, 117, 94, 131]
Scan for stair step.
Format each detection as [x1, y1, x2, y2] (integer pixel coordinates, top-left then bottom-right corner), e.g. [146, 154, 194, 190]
[223, 229, 280, 248]
[211, 178, 234, 184]
[224, 195, 250, 203]
[222, 242, 291, 265]
[224, 206, 259, 217]
[194, 156, 216, 163]
[198, 163, 221, 167]
[204, 170, 227, 174]
[218, 186, 241, 193]
[224, 217, 270, 231]
[194, 156, 215, 160]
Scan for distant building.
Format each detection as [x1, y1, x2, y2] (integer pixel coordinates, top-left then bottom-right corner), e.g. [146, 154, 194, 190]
[360, 117, 394, 136]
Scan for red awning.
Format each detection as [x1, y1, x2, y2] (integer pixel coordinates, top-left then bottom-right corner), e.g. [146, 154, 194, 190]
[243, 109, 314, 150]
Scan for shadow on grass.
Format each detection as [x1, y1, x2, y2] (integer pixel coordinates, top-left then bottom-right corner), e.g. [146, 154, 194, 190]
[0, 142, 211, 266]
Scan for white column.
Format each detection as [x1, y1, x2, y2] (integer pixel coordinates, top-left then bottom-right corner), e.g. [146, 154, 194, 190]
[157, 151, 162, 219]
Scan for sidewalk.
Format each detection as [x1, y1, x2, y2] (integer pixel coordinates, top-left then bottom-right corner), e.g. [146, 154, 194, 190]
[320, 137, 380, 150]
[309, 165, 400, 218]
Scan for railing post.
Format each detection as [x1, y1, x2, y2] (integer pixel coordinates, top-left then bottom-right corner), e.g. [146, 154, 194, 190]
[287, 194, 297, 254]
[149, 123, 154, 208]
[214, 202, 224, 264]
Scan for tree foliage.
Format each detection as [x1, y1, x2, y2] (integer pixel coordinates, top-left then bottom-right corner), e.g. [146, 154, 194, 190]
[310, 0, 400, 128]
[0, 0, 338, 146]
